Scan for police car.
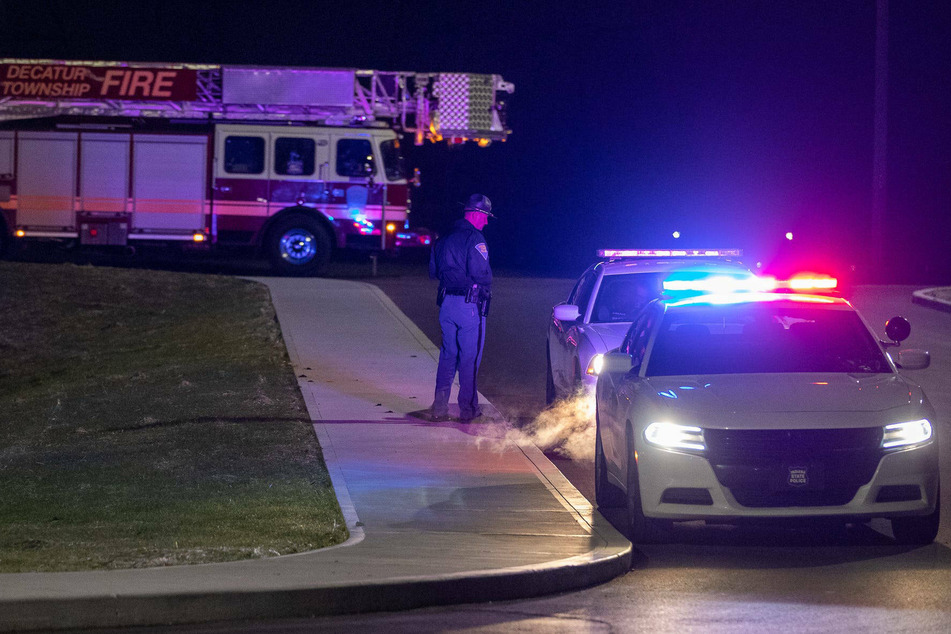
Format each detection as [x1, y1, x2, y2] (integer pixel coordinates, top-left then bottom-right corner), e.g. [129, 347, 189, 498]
[593, 288, 939, 545]
[546, 249, 757, 404]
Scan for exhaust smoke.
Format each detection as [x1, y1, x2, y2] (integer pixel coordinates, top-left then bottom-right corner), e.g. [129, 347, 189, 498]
[476, 387, 597, 462]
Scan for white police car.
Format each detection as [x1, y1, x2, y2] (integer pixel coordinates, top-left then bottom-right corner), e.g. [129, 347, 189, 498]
[594, 290, 939, 545]
[547, 249, 757, 404]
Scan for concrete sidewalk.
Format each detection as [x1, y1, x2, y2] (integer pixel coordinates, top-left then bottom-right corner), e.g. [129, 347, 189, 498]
[0, 278, 630, 632]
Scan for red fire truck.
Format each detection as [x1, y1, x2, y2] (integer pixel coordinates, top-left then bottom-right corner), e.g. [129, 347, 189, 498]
[0, 60, 513, 274]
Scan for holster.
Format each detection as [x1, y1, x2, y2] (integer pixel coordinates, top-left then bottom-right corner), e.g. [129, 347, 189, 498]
[477, 289, 491, 317]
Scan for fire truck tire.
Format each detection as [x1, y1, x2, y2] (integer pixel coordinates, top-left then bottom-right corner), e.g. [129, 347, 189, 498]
[266, 215, 331, 276]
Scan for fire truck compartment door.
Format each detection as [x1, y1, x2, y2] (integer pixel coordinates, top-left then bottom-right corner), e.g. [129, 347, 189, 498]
[0, 132, 13, 178]
[0, 132, 12, 203]
[17, 132, 78, 229]
[132, 135, 207, 231]
[80, 134, 130, 213]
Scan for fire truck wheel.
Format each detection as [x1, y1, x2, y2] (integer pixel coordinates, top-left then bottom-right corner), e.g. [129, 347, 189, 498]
[266, 215, 331, 276]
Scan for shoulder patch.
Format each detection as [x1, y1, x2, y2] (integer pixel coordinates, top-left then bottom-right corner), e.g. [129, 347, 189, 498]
[475, 242, 489, 260]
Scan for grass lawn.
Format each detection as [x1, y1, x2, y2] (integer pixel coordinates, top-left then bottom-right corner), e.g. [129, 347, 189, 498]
[0, 261, 347, 572]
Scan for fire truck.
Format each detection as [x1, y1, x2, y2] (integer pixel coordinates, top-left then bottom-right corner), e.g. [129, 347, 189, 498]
[0, 59, 513, 274]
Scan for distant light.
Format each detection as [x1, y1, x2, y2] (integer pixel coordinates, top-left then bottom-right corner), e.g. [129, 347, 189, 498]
[192, 233, 206, 242]
[785, 232, 794, 240]
[386, 223, 396, 232]
[672, 231, 681, 239]
[15, 229, 25, 238]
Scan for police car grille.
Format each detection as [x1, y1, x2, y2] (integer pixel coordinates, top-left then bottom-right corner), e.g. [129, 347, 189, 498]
[704, 427, 883, 508]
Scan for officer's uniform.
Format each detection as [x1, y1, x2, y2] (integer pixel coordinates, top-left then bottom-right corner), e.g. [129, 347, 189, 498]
[429, 204, 493, 422]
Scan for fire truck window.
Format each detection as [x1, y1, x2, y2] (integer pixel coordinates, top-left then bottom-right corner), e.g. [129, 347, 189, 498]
[275, 138, 315, 176]
[224, 136, 265, 174]
[380, 139, 407, 181]
[336, 139, 376, 177]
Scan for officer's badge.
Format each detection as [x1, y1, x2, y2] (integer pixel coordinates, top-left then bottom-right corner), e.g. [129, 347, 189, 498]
[475, 243, 489, 260]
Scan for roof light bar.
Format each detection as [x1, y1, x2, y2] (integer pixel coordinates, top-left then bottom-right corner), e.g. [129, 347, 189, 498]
[663, 275, 774, 294]
[784, 276, 838, 290]
[597, 248, 742, 258]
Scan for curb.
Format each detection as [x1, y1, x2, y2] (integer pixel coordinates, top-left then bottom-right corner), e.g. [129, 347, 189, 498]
[911, 287, 951, 314]
[0, 278, 632, 632]
[2, 545, 631, 631]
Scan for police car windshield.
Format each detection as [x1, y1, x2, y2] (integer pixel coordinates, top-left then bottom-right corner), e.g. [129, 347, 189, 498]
[646, 303, 892, 376]
[591, 273, 665, 323]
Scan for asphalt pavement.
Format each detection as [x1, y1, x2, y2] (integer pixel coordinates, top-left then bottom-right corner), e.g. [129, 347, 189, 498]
[0, 277, 631, 632]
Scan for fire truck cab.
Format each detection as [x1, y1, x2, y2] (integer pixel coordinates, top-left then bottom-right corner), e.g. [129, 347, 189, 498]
[0, 60, 513, 274]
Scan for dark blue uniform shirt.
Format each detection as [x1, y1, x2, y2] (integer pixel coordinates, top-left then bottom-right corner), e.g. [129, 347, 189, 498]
[429, 218, 492, 297]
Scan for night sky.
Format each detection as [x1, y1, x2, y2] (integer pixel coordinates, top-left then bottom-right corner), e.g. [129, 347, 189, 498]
[2, 1, 949, 280]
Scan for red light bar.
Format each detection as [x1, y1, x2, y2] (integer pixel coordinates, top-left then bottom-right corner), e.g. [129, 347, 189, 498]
[598, 248, 743, 258]
[763, 275, 838, 291]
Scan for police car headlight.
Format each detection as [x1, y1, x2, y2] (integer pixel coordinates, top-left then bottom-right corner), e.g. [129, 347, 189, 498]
[586, 354, 604, 375]
[644, 422, 706, 453]
[882, 419, 932, 450]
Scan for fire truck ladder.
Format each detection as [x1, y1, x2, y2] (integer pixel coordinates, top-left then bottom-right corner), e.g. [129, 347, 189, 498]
[0, 60, 514, 144]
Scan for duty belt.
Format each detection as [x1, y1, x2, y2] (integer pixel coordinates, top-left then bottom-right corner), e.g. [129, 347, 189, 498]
[444, 288, 469, 296]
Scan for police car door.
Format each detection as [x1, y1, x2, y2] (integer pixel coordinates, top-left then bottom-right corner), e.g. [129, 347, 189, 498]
[600, 306, 656, 465]
[551, 269, 598, 394]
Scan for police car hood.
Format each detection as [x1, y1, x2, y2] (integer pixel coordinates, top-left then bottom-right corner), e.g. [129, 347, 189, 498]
[584, 323, 631, 353]
[646, 373, 920, 416]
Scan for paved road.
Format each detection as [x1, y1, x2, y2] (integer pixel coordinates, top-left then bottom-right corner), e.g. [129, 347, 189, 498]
[87, 278, 951, 633]
[325, 278, 951, 633]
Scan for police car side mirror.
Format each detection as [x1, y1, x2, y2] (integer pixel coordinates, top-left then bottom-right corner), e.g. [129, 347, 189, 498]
[896, 349, 930, 370]
[600, 352, 633, 375]
[884, 316, 911, 346]
[553, 304, 581, 322]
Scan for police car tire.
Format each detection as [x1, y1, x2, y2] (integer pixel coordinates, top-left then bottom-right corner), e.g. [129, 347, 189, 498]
[595, 414, 625, 509]
[266, 215, 331, 276]
[545, 345, 556, 405]
[626, 429, 668, 544]
[891, 488, 940, 545]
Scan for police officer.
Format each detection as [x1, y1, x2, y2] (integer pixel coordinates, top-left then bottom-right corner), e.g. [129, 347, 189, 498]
[429, 194, 494, 422]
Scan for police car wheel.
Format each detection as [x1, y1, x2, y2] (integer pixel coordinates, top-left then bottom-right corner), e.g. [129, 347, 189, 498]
[595, 413, 625, 509]
[891, 488, 940, 545]
[545, 345, 556, 405]
[626, 428, 668, 544]
[266, 215, 331, 276]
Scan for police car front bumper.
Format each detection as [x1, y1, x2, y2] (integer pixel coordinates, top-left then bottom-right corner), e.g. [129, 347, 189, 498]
[636, 433, 939, 521]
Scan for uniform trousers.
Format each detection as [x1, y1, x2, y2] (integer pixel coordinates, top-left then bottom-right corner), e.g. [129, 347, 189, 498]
[432, 295, 485, 419]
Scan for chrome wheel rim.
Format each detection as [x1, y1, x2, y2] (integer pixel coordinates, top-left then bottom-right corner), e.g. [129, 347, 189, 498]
[279, 229, 317, 264]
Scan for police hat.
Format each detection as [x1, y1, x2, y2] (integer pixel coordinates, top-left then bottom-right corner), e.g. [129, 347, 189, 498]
[463, 194, 496, 218]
